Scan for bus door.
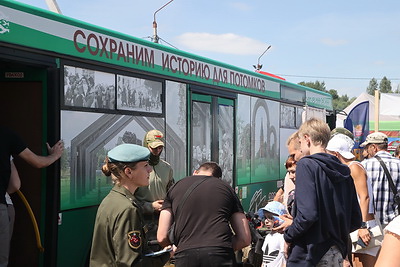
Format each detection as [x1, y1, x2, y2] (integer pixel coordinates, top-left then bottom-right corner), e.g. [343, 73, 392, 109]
[191, 93, 235, 185]
[0, 56, 59, 267]
[0, 78, 44, 266]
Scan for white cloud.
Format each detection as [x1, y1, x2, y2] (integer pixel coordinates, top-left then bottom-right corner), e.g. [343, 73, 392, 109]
[373, 60, 385, 66]
[320, 38, 348, 46]
[230, 2, 252, 11]
[176, 32, 268, 55]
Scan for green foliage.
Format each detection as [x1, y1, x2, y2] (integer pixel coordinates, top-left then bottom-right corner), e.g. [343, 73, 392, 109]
[333, 96, 356, 111]
[367, 78, 378, 95]
[379, 76, 392, 93]
[328, 89, 339, 99]
[367, 77, 393, 95]
[299, 76, 395, 112]
[298, 80, 326, 91]
[395, 84, 400, 94]
[298, 80, 354, 111]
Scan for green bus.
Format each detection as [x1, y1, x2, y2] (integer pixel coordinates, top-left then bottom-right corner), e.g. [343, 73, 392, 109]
[0, 1, 333, 266]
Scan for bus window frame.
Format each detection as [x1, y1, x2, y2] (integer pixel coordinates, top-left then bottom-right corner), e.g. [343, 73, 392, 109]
[60, 60, 166, 118]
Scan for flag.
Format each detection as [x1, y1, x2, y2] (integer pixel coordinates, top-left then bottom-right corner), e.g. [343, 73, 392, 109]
[344, 101, 369, 149]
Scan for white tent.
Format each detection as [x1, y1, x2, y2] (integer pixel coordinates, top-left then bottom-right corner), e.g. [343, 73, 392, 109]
[337, 92, 400, 131]
[380, 93, 400, 116]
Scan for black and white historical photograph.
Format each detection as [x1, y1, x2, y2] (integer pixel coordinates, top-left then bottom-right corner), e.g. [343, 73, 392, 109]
[63, 65, 115, 109]
[192, 102, 212, 171]
[117, 75, 163, 113]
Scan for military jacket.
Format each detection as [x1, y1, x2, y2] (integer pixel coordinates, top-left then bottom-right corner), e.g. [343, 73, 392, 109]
[135, 160, 174, 215]
[90, 185, 169, 267]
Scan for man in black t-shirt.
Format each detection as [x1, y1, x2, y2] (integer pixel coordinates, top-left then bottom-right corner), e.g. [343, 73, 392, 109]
[0, 126, 64, 266]
[0, 127, 27, 205]
[157, 162, 251, 267]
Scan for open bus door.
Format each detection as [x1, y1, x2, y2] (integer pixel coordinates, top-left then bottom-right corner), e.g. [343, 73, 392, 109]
[0, 57, 60, 267]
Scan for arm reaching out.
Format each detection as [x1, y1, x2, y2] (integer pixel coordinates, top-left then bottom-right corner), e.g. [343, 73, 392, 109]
[18, 140, 64, 168]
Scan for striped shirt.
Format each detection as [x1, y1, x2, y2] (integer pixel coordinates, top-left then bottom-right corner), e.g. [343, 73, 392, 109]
[362, 151, 400, 225]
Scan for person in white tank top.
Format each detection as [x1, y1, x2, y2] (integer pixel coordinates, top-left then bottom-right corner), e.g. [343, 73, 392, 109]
[327, 134, 379, 267]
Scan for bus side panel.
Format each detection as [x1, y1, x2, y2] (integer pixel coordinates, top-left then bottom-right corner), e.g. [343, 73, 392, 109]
[57, 207, 97, 267]
[237, 182, 279, 213]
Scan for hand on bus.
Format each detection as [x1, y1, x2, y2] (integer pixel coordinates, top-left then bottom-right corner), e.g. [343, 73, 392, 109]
[47, 140, 64, 160]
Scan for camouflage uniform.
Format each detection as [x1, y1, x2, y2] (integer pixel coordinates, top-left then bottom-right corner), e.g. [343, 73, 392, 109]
[90, 185, 169, 267]
[135, 130, 174, 247]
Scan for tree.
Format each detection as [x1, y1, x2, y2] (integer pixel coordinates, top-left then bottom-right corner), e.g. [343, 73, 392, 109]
[298, 80, 355, 111]
[367, 78, 378, 95]
[333, 95, 356, 111]
[395, 84, 400, 94]
[298, 80, 326, 91]
[328, 89, 339, 99]
[379, 76, 392, 93]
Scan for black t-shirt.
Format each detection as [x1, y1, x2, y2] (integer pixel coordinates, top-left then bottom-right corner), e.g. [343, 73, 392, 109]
[0, 126, 27, 204]
[162, 175, 244, 253]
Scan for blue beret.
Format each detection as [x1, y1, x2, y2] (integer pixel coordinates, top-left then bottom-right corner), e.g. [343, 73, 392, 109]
[108, 144, 150, 163]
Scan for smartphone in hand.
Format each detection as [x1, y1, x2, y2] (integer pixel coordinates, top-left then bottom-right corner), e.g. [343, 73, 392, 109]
[356, 237, 367, 248]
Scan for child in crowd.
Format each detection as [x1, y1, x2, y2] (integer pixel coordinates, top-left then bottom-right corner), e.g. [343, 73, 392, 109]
[260, 201, 287, 267]
[284, 155, 296, 216]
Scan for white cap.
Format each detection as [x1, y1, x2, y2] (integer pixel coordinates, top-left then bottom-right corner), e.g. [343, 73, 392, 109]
[326, 134, 355, 160]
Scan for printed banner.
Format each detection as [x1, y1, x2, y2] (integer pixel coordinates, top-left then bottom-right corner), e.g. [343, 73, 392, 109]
[344, 101, 369, 153]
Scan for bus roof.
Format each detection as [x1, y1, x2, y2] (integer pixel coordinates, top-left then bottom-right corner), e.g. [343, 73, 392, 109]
[0, 0, 332, 110]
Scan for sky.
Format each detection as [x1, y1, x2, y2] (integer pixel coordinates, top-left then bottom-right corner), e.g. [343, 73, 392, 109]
[14, 0, 400, 98]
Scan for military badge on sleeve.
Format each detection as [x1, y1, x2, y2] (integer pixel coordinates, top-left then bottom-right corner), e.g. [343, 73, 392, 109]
[127, 231, 142, 249]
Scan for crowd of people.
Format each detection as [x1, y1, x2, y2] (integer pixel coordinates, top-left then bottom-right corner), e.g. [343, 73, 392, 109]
[253, 121, 400, 267]
[87, 120, 400, 267]
[117, 76, 162, 113]
[3, 118, 400, 267]
[64, 67, 115, 109]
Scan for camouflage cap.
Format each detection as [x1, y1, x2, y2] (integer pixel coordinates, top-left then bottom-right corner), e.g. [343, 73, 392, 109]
[331, 127, 354, 140]
[360, 132, 388, 148]
[143, 130, 165, 149]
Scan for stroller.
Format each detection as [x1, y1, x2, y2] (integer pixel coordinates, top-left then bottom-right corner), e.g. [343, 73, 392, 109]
[238, 212, 270, 267]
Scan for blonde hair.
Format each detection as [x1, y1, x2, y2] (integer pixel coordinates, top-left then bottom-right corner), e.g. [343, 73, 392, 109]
[286, 131, 300, 150]
[298, 118, 330, 148]
[101, 157, 139, 185]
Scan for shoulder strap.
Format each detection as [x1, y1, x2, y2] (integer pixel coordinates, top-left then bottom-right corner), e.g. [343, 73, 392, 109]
[174, 177, 208, 219]
[375, 155, 398, 196]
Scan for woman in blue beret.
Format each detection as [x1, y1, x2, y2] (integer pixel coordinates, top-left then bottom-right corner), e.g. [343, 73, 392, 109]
[90, 144, 171, 267]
